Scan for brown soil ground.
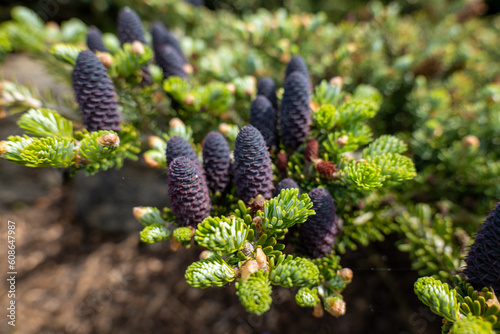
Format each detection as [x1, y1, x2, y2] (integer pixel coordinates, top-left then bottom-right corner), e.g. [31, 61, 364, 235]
[0, 54, 441, 334]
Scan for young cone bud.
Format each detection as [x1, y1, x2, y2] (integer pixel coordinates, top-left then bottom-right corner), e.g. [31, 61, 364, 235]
[305, 139, 319, 162]
[156, 45, 188, 79]
[72, 50, 121, 132]
[202, 131, 231, 193]
[299, 188, 339, 258]
[233, 125, 274, 203]
[167, 156, 211, 227]
[463, 202, 500, 294]
[117, 7, 146, 45]
[276, 151, 288, 174]
[275, 178, 300, 197]
[280, 71, 311, 151]
[151, 22, 187, 64]
[285, 56, 309, 81]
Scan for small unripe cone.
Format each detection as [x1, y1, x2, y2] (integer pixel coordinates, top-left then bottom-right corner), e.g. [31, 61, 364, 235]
[305, 139, 319, 162]
[314, 160, 337, 179]
[156, 45, 188, 79]
[463, 202, 500, 294]
[233, 125, 274, 203]
[117, 7, 146, 45]
[280, 71, 311, 151]
[202, 131, 231, 194]
[250, 95, 278, 151]
[167, 156, 211, 227]
[151, 22, 187, 64]
[86, 26, 108, 53]
[275, 178, 299, 197]
[257, 77, 278, 111]
[276, 151, 288, 174]
[299, 188, 339, 258]
[72, 50, 121, 132]
[285, 56, 309, 81]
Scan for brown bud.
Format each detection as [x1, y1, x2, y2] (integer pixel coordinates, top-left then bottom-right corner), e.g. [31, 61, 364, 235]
[335, 135, 348, 147]
[241, 242, 254, 257]
[305, 139, 319, 162]
[226, 83, 236, 94]
[183, 63, 194, 75]
[240, 260, 259, 281]
[246, 23, 256, 34]
[130, 41, 145, 55]
[169, 118, 185, 129]
[324, 296, 346, 317]
[276, 151, 288, 174]
[244, 86, 255, 97]
[329, 76, 343, 88]
[0, 140, 8, 155]
[314, 160, 337, 179]
[249, 195, 266, 214]
[97, 133, 120, 147]
[253, 216, 262, 234]
[199, 250, 213, 260]
[219, 123, 230, 136]
[148, 135, 164, 149]
[96, 52, 113, 68]
[170, 238, 181, 251]
[0, 109, 7, 119]
[187, 226, 196, 238]
[347, 43, 357, 53]
[255, 247, 267, 271]
[313, 301, 324, 318]
[144, 153, 161, 168]
[132, 206, 150, 221]
[462, 135, 480, 149]
[337, 268, 353, 283]
[310, 100, 320, 112]
[184, 94, 195, 106]
[486, 290, 500, 309]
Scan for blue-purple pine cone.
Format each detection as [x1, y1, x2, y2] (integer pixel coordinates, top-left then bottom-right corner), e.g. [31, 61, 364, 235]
[166, 136, 198, 167]
[156, 45, 188, 79]
[299, 188, 339, 258]
[72, 50, 121, 132]
[233, 125, 274, 203]
[202, 131, 231, 194]
[167, 156, 211, 227]
[152, 22, 187, 64]
[285, 56, 309, 80]
[275, 178, 300, 197]
[280, 71, 311, 151]
[117, 7, 146, 45]
[250, 95, 278, 151]
[463, 202, 500, 294]
[257, 77, 278, 111]
[86, 26, 108, 53]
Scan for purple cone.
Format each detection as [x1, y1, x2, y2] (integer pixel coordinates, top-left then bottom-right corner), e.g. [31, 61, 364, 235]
[168, 156, 211, 227]
[257, 77, 278, 111]
[117, 7, 146, 45]
[299, 188, 339, 258]
[275, 178, 300, 197]
[156, 45, 188, 79]
[202, 131, 231, 194]
[72, 50, 121, 132]
[280, 71, 311, 151]
[166, 136, 197, 167]
[233, 125, 274, 203]
[86, 26, 108, 53]
[463, 202, 500, 294]
[152, 22, 187, 64]
[250, 95, 278, 151]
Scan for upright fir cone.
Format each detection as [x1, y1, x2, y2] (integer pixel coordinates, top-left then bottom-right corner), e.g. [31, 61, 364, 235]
[299, 188, 339, 258]
[463, 202, 500, 294]
[86, 26, 108, 53]
[117, 7, 146, 45]
[233, 125, 274, 203]
[202, 131, 231, 194]
[275, 178, 300, 196]
[151, 22, 187, 64]
[257, 77, 278, 111]
[72, 50, 121, 132]
[305, 138, 319, 162]
[280, 71, 311, 151]
[168, 156, 211, 227]
[166, 136, 198, 168]
[285, 56, 309, 81]
[250, 95, 278, 151]
[156, 45, 188, 79]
